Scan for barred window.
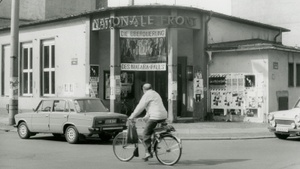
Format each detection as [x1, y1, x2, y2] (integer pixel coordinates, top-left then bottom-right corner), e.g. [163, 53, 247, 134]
[21, 43, 33, 96]
[41, 40, 55, 96]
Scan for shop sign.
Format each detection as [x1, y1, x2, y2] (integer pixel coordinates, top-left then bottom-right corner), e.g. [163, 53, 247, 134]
[120, 29, 167, 71]
[92, 15, 197, 30]
[121, 63, 166, 71]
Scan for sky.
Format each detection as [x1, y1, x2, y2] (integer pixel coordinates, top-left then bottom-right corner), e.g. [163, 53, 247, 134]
[108, 0, 232, 15]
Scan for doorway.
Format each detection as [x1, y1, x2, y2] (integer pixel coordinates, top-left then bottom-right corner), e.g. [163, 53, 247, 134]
[135, 71, 168, 110]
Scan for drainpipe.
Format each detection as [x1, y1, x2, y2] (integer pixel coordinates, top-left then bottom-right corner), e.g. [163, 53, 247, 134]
[274, 29, 282, 44]
[205, 11, 212, 119]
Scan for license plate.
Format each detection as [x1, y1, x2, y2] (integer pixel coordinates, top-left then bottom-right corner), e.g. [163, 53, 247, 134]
[276, 127, 289, 132]
[105, 119, 117, 124]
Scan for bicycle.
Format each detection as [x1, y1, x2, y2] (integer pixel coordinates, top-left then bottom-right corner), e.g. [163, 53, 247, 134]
[120, 98, 135, 116]
[112, 119, 182, 166]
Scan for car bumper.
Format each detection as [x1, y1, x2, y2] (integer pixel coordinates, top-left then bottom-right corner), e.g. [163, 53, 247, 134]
[268, 126, 300, 135]
[88, 126, 127, 134]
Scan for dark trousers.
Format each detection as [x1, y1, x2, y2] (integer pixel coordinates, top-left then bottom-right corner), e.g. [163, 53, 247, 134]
[143, 119, 166, 153]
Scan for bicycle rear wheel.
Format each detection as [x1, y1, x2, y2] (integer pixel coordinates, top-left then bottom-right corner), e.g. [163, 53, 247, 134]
[113, 132, 136, 162]
[154, 135, 182, 166]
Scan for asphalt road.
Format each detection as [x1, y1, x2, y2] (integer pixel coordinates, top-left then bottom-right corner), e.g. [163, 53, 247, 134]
[1, 131, 300, 169]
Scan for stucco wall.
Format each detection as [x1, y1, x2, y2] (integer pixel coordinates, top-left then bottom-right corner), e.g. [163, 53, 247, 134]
[45, 0, 96, 19]
[232, 0, 300, 47]
[209, 50, 269, 120]
[268, 50, 300, 112]
[208, 17, 281, 44]
[0, 17, 89, 110]
[0, 0, 45, 20]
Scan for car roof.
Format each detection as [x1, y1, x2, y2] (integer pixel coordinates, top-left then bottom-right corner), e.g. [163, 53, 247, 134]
[40, 97, 99, 101]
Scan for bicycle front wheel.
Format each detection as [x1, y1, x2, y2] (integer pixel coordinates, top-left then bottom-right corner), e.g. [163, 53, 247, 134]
[154, 135, 182, 166]
[113, 132, 136, 162]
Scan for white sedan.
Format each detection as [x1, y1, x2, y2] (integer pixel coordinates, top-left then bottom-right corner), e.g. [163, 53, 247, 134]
[268, 99, 300, 139]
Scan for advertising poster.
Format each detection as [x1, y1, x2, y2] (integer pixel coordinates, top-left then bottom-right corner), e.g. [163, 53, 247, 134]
[104, 71, 111, 99]
[120, 29, 167, 71]
[120, 72, 134, 99]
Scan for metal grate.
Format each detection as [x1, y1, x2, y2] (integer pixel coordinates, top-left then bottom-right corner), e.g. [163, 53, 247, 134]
[275, 119, 294, 125]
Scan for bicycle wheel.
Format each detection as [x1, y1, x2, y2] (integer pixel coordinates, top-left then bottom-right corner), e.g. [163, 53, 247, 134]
[154, 135, 182, 166]
[113, 132, 136, 162]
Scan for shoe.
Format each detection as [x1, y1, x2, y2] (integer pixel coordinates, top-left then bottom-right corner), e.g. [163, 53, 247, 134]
[142, 153, 153, 161]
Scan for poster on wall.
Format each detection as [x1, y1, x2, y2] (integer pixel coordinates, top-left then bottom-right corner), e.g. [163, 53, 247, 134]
[120, 29, 167, 71]
[120, 72, 134, 99]
[104, 71, 135, 99]
[89, 65, 99, 98]
[104, 71, 111, 99]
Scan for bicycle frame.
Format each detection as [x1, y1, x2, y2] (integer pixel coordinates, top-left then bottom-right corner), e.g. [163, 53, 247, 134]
[113, 119, 182, 165]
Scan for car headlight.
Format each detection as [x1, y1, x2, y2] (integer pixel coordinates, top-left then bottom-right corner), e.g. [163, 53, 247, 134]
[270, 121, 276, 127]
[268, 114, 274, 121]
[291, 123, 296, 129]
[295, 115, 300, 123]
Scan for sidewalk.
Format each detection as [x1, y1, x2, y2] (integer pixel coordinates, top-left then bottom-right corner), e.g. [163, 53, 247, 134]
[0, 111, 274, 140]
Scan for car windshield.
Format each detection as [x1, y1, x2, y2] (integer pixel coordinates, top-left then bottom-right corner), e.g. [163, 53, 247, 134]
[74, 99, 108, 113]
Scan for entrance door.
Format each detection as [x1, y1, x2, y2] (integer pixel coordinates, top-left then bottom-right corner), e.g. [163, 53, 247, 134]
[177, 56, 192, 117]
[136, 71, 168, 110]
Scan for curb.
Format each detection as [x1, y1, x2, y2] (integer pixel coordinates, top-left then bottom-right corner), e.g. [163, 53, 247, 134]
[0, 127, 276, 140]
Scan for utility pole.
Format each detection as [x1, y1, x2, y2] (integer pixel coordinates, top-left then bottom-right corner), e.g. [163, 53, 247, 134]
[8, 0, 20, 125]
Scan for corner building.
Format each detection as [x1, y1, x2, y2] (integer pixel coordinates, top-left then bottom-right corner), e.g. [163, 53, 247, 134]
[0, 5, 296, 123]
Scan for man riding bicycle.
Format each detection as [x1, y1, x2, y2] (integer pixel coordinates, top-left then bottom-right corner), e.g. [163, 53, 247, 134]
[128, 83, 168, 161]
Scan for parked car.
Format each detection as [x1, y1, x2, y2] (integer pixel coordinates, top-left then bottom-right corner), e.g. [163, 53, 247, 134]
[268, 98, 300, 139]
[14, 98, 128, 144]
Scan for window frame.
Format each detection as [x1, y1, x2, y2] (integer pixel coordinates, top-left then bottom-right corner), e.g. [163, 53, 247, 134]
[296, 63, 300, 87]
[41, 40, 55, 96]
[21, 42, 33, 96]
[288, 63, 294, 87]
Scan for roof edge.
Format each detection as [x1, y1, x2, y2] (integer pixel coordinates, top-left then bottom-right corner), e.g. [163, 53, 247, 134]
[0, 5, 289, 32]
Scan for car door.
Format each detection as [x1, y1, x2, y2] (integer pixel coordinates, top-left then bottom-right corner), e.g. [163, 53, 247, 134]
[31, 100, 52, 132]
[49, 100, 69, 133]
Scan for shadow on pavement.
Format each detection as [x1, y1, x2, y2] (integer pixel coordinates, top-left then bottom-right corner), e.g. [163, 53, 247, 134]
[27, 135, 113, 145]
[175, 159, 249, 166]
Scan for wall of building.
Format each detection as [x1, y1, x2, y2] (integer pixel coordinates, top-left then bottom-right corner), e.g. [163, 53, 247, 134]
[45, 0, 96, 19]
[0, 0, 45, 20]
[208, 17, 282, 44]
[0, 0, 96, 21]
[268, 50, 300, 112]
[209, 50, 269, 122]
[0, 17, 90, 111]
[231, 0, 300, 47]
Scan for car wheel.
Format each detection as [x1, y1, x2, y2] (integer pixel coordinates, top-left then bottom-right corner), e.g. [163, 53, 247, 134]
[18, 122, 31, 139]
[65, 126, 79, 144]
[275, 133, 289, 139]
[99, 133, 112, 142]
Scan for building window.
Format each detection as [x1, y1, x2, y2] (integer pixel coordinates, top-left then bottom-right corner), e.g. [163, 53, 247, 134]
[288, 63, 294, 87]
[1, 45, 10, 96]
[21, 43, 33, 96]
[297, 64, 300, 87]
[41, 40, 55, 96]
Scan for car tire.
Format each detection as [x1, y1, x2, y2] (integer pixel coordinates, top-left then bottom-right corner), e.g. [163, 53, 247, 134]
[65, 126, 79, 144]
[18, 122, 31, 139]
[99, 133, 112, 142]
[275, 133, 289, 139]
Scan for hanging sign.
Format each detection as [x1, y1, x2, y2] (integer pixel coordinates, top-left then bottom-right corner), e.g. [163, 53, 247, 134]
[120, 29, 167, 71]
